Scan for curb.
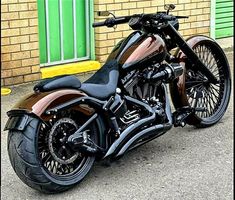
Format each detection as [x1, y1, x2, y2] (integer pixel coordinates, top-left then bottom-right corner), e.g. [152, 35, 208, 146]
[41, 60, 101, 79]
[216, 37, 233, 52]
[1, 88, 12, 96]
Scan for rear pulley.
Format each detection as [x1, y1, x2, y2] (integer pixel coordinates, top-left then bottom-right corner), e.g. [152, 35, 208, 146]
[48, 118, 80, 165]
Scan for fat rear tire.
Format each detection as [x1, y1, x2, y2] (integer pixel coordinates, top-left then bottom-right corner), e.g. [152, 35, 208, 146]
[7, 117, 95, 193]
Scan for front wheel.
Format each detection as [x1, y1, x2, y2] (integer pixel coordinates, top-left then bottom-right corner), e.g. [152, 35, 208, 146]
[170, 39, 231, 127]
[8, 111, 98, 193]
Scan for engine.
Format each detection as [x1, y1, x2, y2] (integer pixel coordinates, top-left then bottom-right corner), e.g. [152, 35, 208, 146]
[109, 65, 169, 132]
[128, 66, 170, 112]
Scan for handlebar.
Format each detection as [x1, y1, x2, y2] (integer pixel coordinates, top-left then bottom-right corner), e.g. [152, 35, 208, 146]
[92, 21, 106, 27]
[150, 13, 176, 21]
[92, 13, 188, 28]
[92, 16, 133, 28]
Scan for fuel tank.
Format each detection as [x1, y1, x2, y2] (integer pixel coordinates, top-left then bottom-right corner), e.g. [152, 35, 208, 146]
[107, 31, 167, 71]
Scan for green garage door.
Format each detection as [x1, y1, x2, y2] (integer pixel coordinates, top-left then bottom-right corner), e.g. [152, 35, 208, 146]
[215, 0, 234, 39]
[37, 0, 92, 66]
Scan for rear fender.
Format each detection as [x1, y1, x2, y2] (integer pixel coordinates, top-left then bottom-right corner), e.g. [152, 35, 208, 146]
[5, 89, 90, 129]
[5, 89, 107, 149]
[11, 89, 92, 118]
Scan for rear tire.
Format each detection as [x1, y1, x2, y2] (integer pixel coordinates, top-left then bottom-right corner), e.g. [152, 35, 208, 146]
[8, 115, 97, 193]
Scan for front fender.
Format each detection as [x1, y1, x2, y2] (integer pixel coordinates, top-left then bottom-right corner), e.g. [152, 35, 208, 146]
[174, 35, 216, 62]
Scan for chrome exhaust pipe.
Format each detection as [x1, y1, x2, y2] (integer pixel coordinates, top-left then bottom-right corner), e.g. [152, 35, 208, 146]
[116, 123, 172, 157]
[115, 84, 173, 157]
[103, 96, 156, 158]
[105, 84, 173, 159]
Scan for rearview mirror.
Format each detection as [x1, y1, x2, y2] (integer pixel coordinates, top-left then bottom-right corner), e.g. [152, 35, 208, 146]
[97, 11, 110, 16]
[164, 4, 176, 11]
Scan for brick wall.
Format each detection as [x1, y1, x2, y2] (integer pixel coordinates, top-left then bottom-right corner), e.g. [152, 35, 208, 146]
[94, 0, 210, 64]
[1, 0, 41, 86]
[1, 0, 210, 86]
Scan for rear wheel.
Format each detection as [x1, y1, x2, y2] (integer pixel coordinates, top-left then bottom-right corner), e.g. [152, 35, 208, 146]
[8, 110, 98, 193]
[171, 39, 231, 127]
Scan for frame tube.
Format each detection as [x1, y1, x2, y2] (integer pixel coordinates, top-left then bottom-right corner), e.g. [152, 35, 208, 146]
[164, 23, 218, 84]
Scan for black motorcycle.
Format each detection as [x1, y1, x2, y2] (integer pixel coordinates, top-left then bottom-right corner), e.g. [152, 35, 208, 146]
[5, 5, 231, 193]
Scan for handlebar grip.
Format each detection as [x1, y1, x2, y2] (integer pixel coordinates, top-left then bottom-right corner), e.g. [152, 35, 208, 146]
[92, 21, 106, 27]
[93, 17, 129, 28]
[176, 16, 189, 19]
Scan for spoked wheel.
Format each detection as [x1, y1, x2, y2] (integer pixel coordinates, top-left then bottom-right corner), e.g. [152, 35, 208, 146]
[8, 110, 98, 193]
[184, 40, 231, 127]
[39, 117, 92, 178]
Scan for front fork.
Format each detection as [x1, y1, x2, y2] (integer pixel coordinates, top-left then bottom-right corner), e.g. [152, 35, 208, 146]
[164, 23, 218, 84]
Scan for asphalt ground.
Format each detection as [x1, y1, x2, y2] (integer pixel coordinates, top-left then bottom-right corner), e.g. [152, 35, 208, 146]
[1, 52, 233, 200]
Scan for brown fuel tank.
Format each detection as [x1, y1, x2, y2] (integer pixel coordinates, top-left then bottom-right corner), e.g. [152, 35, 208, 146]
[107, 31, 167, 71]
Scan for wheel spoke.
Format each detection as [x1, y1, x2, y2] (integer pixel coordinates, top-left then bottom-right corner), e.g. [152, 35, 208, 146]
[38, 116, 91, 177]
[184, 43, 229, 120]
[186, 83, 202, 91]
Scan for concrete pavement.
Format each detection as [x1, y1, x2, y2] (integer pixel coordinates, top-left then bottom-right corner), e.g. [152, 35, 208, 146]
[1, 52, 233, 200]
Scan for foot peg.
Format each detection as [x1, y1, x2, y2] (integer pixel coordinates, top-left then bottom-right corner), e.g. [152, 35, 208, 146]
[173, 113, 189, 127]
[179, 121, 186, 127]
[173, 106, 207, 127]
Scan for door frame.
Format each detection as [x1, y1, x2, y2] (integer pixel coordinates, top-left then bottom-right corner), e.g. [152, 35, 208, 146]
[38, 0, 95, 67]
[211, 0, 234, 39]
[210, 0, 216, 39]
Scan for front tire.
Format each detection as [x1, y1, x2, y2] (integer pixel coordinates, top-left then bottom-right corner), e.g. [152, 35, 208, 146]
[8, 114, 97, 193]
[170, 39, 231, 127]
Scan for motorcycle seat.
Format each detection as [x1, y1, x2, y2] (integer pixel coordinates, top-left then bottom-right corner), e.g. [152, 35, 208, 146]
[33, 60, 119, 100]
[80, 60, 119, 99]
[33, 75, 82, 92]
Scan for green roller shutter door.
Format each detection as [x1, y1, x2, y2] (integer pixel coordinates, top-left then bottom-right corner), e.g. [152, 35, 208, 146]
[215, 0, 234, 39]
[37, 0, 91, 66]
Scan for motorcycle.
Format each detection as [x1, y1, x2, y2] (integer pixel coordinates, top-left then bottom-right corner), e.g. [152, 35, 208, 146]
[5, 4, 231, 193]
